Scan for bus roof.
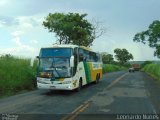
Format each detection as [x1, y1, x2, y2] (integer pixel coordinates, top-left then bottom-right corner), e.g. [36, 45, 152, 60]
[42, 44, 93, 52]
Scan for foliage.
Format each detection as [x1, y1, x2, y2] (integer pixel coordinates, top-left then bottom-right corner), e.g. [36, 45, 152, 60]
[113, 61, 131, 68]
[102, 52, 114, 64]
[133, 20, 160, 58]
[0, 55, 37, 97]
[141, 61, 153, 68]
[103, 64, 126, 73]
[43, 13, 95, 47]
[114, 48, 133, 65]
[142, 63, 160, 81]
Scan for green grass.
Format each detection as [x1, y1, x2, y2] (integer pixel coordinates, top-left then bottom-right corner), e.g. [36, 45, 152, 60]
[103, 64, 126, 73]
[0, 56, 37, 98]
[142, 63, 160, 81]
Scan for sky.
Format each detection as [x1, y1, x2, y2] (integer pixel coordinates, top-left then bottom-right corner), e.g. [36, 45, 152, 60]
[0, 0, 160, 61]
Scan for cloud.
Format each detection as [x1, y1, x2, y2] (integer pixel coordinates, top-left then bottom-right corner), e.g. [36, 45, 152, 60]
[11, 30, 24, 37]
[0, 31, 38, 58]
[0, 15, 45, 58]
[0, 20, 5, 27]
[0, 46, 37, 58]
[0, 16, 19, 27]
[0, 15, 41, 29]
[11, 31, 34, 51]
[15, 16, 34, 29]
[30, 39, 38, 44]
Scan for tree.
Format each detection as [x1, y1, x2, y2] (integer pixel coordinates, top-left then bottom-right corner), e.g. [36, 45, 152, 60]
[91, 18, 106, 41]
[114, 48, 133, 65]
[43, 13, 95, 47]
[102, 52, 114, 64]
[133, 20, 160, 58]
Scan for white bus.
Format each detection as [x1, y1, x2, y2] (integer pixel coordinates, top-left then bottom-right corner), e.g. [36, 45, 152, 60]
[37, 44, 102, 91]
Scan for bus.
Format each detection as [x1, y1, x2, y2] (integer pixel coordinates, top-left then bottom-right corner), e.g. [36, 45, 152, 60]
[36, 44, 102, 91]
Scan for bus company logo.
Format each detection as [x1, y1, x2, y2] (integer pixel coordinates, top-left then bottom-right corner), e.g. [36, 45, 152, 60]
[73, 80, 77, 87]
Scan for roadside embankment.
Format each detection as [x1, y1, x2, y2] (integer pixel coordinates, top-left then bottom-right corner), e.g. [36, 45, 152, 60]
[142, 63, 160, 81]
[0, 56, 37, 98]
[103, 64, 126, 73]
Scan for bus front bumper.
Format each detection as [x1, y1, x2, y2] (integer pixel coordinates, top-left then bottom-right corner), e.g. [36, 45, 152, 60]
[37, 82, 75, 90]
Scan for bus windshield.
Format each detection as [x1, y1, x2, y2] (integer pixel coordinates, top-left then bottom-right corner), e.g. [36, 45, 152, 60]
[39, 57, 71, 78]
[38, 48, 72, 78]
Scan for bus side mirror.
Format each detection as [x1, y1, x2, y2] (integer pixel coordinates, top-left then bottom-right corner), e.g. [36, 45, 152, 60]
[70, 56, 74, 67]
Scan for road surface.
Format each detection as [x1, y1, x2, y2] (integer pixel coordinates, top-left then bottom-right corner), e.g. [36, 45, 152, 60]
[0, 71, 160, 120]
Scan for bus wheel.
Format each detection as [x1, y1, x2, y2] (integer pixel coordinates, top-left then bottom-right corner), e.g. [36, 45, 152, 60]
[95, 74, 100, 84]
[76, 79, 82, 92]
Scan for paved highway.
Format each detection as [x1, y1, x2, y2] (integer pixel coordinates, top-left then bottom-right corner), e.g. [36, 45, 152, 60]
[0, 71, 160, 120]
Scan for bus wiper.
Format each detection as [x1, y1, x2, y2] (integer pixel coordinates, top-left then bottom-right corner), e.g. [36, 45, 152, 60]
[51, 59, 61, 77]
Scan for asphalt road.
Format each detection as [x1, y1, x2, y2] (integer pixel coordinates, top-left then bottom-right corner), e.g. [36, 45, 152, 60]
[0, 71, 160, 120]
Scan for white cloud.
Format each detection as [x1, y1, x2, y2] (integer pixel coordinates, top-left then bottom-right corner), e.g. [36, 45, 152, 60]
[0, 20, 6, 27]
[30, 39, 38, 44]
[11, 30, 24, 37]
[0, 15, 42, 29]
[11, 31, 34, 51]
[12, 37, 22, 46]
[15, 16, 42, 29]
[0, 46, 38, 58]
[0, 15, 42, 57]
[0, 30, 37, 58]
[15, 16, 34, 29]
[0, 14, 49, 58]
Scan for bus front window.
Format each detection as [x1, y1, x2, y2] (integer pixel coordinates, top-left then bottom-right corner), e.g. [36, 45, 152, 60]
[38, 57, 71, 78]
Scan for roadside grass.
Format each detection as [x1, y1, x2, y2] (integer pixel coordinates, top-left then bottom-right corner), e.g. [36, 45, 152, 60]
[0, 56, 37, 98]
[142, 63, 160, 81]
[103, 64, 126, 73]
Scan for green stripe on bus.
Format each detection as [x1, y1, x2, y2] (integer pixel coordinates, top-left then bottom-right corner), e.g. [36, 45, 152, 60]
[84, 62, 92, 83]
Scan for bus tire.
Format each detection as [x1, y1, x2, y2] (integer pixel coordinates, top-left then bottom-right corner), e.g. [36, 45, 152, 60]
[95, 74, 100, 84]
[76, 79, 82, 92]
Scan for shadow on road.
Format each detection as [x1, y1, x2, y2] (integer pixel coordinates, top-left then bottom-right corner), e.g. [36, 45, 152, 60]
[41, 82, 98, 96]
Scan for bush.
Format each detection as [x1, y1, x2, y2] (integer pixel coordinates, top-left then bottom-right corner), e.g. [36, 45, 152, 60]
[141, 61, 153, 69]
[103, 64, 126, 73]
[0, 55, 37, 97]
[142, 63, 160, 80]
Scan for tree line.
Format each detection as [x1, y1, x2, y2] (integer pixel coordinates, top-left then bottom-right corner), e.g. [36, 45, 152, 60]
[102, 48, 133, 66]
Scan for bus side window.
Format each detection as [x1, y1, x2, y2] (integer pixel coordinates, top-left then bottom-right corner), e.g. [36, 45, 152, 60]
[78, 48, 84, 62]
[83, 50, 89, 62]
[89, 52, 95, 62]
